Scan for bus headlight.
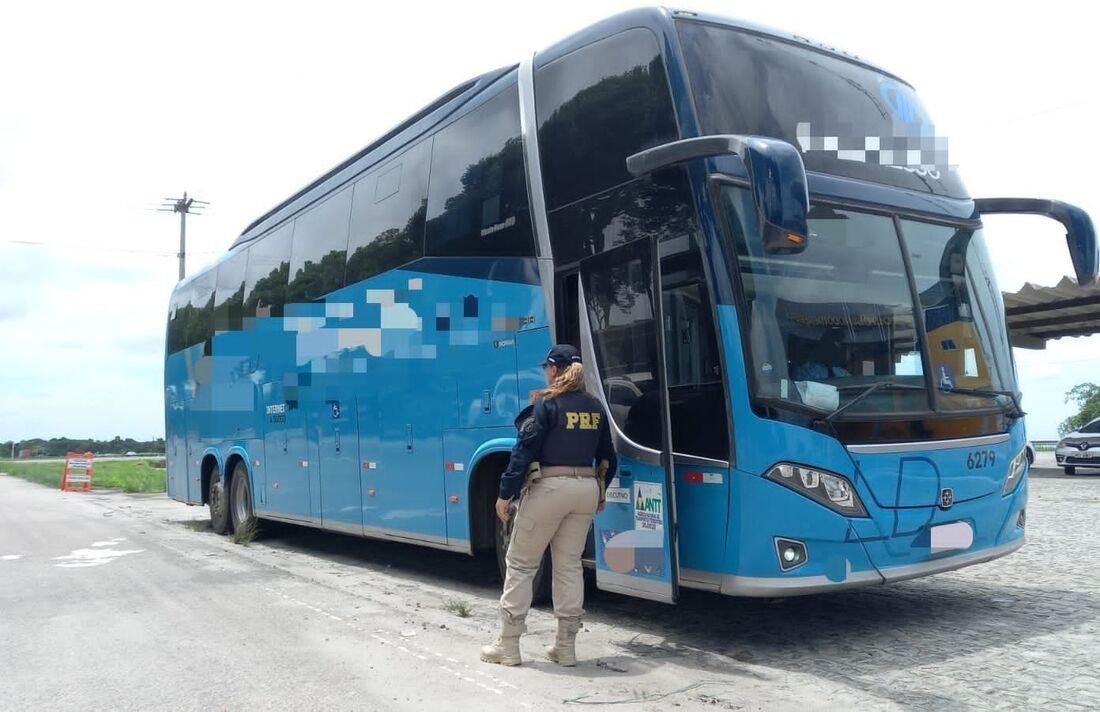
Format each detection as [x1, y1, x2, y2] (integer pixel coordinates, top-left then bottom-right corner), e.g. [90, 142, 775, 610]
[765, 463, 868, 517]
[1003, 448, 1027, 495]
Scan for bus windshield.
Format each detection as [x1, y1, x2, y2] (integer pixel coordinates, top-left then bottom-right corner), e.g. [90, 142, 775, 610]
[677, 20, 965, 199]
[719, 185, 1014, 417]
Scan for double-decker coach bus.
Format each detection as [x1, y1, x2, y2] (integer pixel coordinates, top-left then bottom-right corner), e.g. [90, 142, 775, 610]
[166, 7, 1097, 602]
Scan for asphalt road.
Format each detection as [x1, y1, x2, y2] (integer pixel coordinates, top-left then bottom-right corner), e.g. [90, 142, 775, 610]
[1, 471, 1098, 711]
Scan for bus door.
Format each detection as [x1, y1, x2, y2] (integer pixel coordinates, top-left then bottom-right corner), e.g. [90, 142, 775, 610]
[261, 381, 312, 520]
[579, 238, 680, 603]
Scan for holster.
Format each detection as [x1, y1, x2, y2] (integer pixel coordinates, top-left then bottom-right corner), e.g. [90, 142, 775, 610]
[519, 461, 540, 497]
[595, 459, 609, 504]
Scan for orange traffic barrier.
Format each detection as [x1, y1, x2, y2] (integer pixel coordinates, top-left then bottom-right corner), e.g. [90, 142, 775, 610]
[61, 451, 94, 492]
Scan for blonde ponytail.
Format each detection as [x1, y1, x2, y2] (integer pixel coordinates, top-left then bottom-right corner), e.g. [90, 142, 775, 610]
[533, 362, 586, 401]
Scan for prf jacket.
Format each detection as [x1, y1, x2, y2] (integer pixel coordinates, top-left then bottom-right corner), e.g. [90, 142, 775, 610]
[498, 391, 617, 500]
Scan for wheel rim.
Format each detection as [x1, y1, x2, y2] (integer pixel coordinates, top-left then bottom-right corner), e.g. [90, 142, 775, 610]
[233, 477, 251, 525]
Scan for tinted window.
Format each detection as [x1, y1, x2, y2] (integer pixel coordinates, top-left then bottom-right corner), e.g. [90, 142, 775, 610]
[167, 285, 191, 354]
[185, 270, 216, 351]
[659, 234, 727, 460]
[548, 167, 695, 267]
[213, 249, 248, 333]
[677, 21, 966, 198]
[243, 222, 292, 318]
[536, 29, 678, 211]
[425, 84, 534, 258]
[581, 209, 727, 458]
[582, 240, 662, 450]
[346, 139, 431, 283]
[287, 187, 353, 302]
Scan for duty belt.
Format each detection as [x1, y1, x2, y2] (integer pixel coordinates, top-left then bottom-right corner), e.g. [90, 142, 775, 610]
[521, 461, 608, 502]
[533, 465, 596, 479]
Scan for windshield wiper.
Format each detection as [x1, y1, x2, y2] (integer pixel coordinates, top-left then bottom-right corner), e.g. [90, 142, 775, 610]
[940, 387, 1026, 418]
[824, 380, 927, 424]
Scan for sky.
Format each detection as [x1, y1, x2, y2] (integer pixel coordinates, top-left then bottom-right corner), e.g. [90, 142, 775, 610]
[1, 0, 1096, 442]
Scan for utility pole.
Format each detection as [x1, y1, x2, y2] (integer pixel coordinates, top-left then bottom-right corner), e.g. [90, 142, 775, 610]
[159, 192, 209, 280]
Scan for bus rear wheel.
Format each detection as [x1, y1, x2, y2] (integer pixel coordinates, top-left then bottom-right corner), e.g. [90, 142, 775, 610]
[230, 462, 255, 532]
[494, 499, 552, 605]
[208, 468, 231, 535]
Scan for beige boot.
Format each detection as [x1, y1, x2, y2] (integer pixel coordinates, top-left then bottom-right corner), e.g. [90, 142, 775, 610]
[480, 618, 525, 666]
[544, 618, 581, 667]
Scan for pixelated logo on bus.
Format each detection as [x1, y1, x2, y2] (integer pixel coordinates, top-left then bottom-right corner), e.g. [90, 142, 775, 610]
[796, 79, 949, 180]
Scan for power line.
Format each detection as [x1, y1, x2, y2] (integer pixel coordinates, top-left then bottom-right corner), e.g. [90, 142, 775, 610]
[0, 239, 219, 257]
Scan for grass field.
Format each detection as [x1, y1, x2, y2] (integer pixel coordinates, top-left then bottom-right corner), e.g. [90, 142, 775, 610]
[0, 458, 166, 493]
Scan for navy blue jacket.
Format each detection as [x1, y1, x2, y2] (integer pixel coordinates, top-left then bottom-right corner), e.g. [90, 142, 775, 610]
[498, 391, 617, 500]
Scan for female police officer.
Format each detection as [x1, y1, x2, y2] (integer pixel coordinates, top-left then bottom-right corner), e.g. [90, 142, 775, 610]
[480, 344, 617, 667]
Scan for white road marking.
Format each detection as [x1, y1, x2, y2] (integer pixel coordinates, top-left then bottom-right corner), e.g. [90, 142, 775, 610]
[91, 538, 126, 547]
[53, 547, 145, 568]
[1, 554, 22, 561]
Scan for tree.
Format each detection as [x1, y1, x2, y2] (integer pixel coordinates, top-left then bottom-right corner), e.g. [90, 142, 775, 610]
[1059, 383, 1100, 435]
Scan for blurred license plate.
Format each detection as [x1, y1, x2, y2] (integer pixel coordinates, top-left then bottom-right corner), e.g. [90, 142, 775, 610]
[931, 521, 973, 553]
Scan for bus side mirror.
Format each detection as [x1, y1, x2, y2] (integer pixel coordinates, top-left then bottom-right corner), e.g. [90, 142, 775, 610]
[627, 135, 810, 254]
[974, 198, 1099, 286]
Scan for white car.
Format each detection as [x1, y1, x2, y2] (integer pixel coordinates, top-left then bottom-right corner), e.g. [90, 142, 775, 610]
[1055, 418, 1100, 475]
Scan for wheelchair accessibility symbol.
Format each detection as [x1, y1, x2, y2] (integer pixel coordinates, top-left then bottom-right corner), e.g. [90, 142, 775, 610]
[937, 364, 955, 392]
[330, 401, 341, 419]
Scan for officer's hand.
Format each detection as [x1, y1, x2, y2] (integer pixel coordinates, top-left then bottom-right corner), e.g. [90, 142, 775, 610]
[495, 497, 511, 524]
[597, 501, 606, 514]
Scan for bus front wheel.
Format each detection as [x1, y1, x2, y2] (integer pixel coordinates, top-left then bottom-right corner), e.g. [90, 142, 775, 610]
[1064, 466, 1077, 475]
[208, 468, 231, 535]
[494, 498, 552, 606]
[229, 462, 255, 532]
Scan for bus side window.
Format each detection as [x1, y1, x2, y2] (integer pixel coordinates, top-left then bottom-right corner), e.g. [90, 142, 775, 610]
[287, 186, 353, 303]
[346, 138, 432, 285]
[242, 222, 292, 319]
[186, 270, 216, 354]
[213, 248, 248, 333]
[535, 28, 678, 215]
[535, 30, 683, 267]
[424, 83, 534, 258]
[167, 285, 192, 354]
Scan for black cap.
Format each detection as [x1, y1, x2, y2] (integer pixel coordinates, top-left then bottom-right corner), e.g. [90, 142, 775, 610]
[541, 344, 582, 368]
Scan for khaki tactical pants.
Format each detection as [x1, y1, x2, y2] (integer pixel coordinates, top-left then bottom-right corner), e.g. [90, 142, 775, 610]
[500, 475, 599, 628]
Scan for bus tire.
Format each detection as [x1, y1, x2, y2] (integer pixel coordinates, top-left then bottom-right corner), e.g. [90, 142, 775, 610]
[229, 461, 255, 532]
[1064, 466, 1076, 475]
[208, 467, 231, 535]
[494, 500, 552, 606]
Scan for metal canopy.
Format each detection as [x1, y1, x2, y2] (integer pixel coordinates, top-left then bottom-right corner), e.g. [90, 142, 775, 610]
[1003, 277, 1100, 349]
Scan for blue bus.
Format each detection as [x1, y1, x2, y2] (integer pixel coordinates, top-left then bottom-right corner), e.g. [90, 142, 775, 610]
[165, 8, 1098, 603]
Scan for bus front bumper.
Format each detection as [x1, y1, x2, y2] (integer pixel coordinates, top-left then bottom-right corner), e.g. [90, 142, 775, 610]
[682, 535, 1024, 597]
[686, 468, 1028, 598]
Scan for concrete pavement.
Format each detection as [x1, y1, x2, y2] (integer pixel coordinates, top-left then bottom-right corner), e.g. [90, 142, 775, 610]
[1, 470, 1098, 710]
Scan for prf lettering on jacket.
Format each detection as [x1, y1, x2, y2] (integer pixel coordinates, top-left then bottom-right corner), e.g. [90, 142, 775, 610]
[565, 412, 602, 430]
